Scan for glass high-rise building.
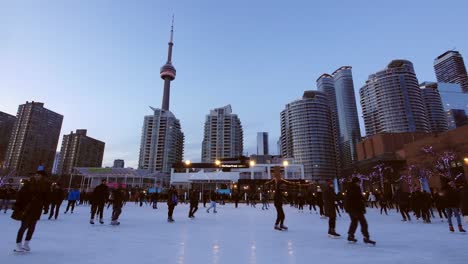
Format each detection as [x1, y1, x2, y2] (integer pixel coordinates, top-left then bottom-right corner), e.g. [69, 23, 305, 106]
[434, 50, 468, 93]
[280, 91, 338, 181]
[419, 82, 448, 133]
[201, 105, 243, 163]
[5, 101, 63, 175]
[332, 66, 362, 169]
[256, 132, 269, 155]
[437, 82, 468, 130]
[360, 60, 430, 136]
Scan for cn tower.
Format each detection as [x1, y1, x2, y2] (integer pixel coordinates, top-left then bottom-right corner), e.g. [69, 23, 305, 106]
[160, 17, 176, 111]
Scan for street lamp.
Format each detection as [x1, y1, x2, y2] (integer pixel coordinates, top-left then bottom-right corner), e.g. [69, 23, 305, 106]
[464, 157, 468, 165]
[184, 160, 191, 166]
[249, 160, 256, 167]
[282, 160, 289, 167]
[283, 160, 289, 178]
[215, 160, 221, 166]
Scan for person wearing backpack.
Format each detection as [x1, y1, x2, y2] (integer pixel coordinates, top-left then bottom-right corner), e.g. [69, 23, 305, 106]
[167, 186, 178, 222]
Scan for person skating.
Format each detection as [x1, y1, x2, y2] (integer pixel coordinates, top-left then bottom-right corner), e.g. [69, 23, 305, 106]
[297, 192, 305, 212]
[324, 180, 340, 238]
[261, 190, 269, 210]
[316, 187, 325, 218]
[378, 192, 388, 215]
[48, 183, 64, 220]
[433, 189, 447, 221]
[442, 181, 465, 233]
[368, 192, 378, 209]
[151, 191, 159, 209]
[395, 188, 412, 222]
[232, 191, 240, 208]
[460, 184, 468, 224]
[90, 179, 109, 224]
[1, 185, 14, 214]
[345, 177, 375, 245]
[188, 189, 199, 218]
[206, 191, 217, 213]
[111, 185, 124, 225]
[64, 188, 80, 214]
[167, 186, 178, 222]
[264, 167, 311, 231]
[13, 171, 48, 252]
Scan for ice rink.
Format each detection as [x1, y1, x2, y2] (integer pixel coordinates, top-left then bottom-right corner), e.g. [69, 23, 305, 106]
[1, 202, 467, 264]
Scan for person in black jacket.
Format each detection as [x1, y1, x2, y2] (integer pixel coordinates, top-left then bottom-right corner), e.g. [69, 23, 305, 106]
[1, 185, 15, 213]
[13, 172, 48, 252]
[396, 189, 411, 221]
[345, 177, 375, 245]
[324, 180, 340, 238]
[90, 179, 109, 224]
[151, 191, 159, 209]
[48, 183, 64, 220]
[442, 181, 465, 232]
[167, 186, 178, 222]
[188, 189, 199, 218]
[111, 186, 124, 225]
[264, 167, 311, 231]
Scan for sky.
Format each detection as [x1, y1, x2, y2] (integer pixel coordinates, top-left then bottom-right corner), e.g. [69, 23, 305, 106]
[1, 0, 467, 168]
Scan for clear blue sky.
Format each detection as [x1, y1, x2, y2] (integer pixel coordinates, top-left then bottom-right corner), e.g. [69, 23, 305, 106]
[1, 0, 467, 168]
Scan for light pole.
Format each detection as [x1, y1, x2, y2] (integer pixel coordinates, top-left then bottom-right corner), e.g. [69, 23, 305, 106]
[249, 160, 256, 180]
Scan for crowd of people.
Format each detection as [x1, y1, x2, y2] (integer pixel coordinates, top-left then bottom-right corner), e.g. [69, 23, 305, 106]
[2, 168, 468, 252]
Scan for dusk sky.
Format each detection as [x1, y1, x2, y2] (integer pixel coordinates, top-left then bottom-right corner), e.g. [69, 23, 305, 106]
[1, 0, 467, 168]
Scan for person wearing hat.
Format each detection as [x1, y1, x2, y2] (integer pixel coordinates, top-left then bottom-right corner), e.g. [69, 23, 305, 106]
[345, 177, 375, 245]
[264, 167, 311, 231]
[323, 180, 340, 238]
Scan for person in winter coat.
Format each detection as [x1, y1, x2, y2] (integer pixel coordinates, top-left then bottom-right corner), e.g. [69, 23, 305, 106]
[433, 189, 447, 220]
[151, 191, 159, 209]
[48, 183, 64, 220]
[188, 189, 199, 218]
[316, 188, 325, 217]
[90, 179, 109, 224]
[167, 186, 178, 222]
[368, 192, 378, 209]
[206, 191, 218, 213]
[395, 189, 411, 221]
[345, 177, 375, 245]
[441, 181, 466, 232]
[1, 185, 15, 213]
[111, 186, 124, 225]
[261, 190, 269, 210]
[264, 167, 311, 231]
[13, 172, 48, 252]
[460, 184, 468, 223]
[232, 191, 240, 208]
[64, 189, 80, 214]
[323, 180, 340, 238]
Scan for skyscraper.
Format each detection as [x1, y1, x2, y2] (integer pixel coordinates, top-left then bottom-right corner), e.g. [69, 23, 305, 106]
[332, 66, 362, 169]
[434, 50, 468, 93]
[419, 82, 448, 133]
[5, 102, 63, 175]
[360, 60, 430, 136]
[280, 91, 338, 181]
[316, 73, 340, 173]
[138, 19, 184, 176]
[0, 111, 16, 165]
[201, 105, 243, 163]
[256, 132, 269, 155]
[436, 82, 468, 130]
[57, 129, 105, 175]
[113, 159, 125, 168]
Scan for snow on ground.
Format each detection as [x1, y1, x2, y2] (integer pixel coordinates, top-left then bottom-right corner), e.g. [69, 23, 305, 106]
[1, 203, 467, 264]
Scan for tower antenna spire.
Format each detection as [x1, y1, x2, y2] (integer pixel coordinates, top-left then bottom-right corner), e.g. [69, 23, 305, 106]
[170, 14, 174, 43]
[160, 15, 177, 111]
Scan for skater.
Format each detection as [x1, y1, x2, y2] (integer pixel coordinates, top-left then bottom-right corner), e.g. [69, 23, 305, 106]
[167, 186, 178, 222]
[206, 191, 217, 213]
[188, 189, 199, 218]
[316, 187, 325, 218]
[378, 192, 388, 215]
[368, 192, 378, 209]
[324, 180, 340, 238]
[265, 167, 310, 231]
[345, 177, 375, 245]
[151, 191, 159, 209]
[397, 190, 412, 221]
[111, 185, 124, 225]
[1, 185, 14, 214]
[261, 190, 269, 210]
[297, 192, 305, 212]
[13, 171, 48, 252]
[48, 183, 64, 220]
[90, 179, 109, 224]
[232, 191, 240, 208]
[442, 181, 465, 233]
[64, 188, 80, 214]
[433, 189, 447, 220]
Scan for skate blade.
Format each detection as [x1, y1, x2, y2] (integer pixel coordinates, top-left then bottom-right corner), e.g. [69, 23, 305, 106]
[328, 235, 340, 239]
[347, 241, 357, 244]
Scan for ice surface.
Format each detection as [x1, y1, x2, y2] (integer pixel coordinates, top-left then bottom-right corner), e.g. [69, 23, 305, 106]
[1, 203, 467, 264]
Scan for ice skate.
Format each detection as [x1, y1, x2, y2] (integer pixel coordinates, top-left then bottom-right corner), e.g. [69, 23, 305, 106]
[449, 225, 455, 232]
[347, 235, 357, 243]
[14, 243, 25, 253]
[459, 225, 466, 233]
[280, 225, 288, 230]
[99, 219, 104, 224]
[111, 220, 120, 225]
[328, 229, 341, 238]
[274, 224, 282, 231]
[90, 219, 95, 224]
[363, 237, 376, 245]
[22, 241, 31, 251]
